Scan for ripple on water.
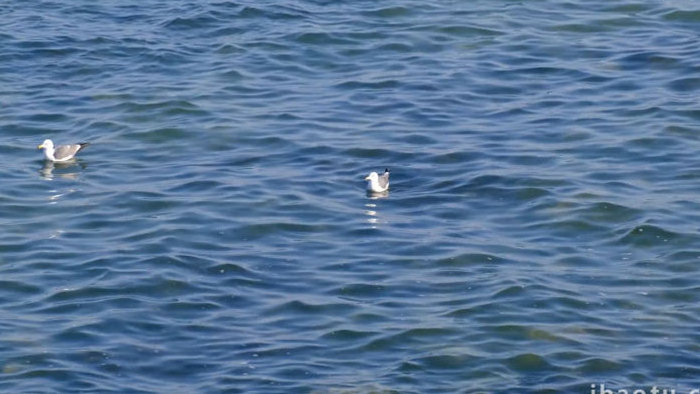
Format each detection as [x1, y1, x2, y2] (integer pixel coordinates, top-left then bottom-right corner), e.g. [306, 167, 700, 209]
[616, 224, 682, 247]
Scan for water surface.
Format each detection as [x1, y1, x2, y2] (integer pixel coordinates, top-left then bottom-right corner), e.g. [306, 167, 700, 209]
[1, 1, 700, 392]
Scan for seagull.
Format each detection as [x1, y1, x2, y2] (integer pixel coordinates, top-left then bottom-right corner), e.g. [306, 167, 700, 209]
[38, 139, 89, 162]
[365, 168, 390, 193]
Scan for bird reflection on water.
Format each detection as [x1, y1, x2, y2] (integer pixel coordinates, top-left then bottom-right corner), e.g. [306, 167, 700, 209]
[39, 160, 87, 180]
[366, 190, 389, 199]
[364, 190, 388, 227]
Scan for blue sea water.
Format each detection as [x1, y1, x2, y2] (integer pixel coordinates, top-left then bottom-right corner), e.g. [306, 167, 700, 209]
[1, 1, 700, 392]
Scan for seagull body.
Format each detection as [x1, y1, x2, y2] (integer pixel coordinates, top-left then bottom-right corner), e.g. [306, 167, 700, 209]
[38, 139, 89, 162]
[365, 168, 390, 193]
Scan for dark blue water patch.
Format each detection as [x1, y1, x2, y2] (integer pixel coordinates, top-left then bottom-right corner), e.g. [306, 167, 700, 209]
[361, 6, 413, 19]
[615, 51, 684, 71]
[549, 22, 616, 33]
[663, 9, 700, 22]
[290, 32, 359, 47]
[233, 222, 334, 242]
[166, 180, 226, 194]
[161, 11, 222, 31]
[434, 253, 507, 267]
[264, 299, 358, 318]
[334, 79, 402, 90]
[239, 4, 310, 20]
[574, 201, 643, 224]
[437, 25, 503, 37]
[603, 4, 654, 14]
[330, 282, 390, 300]
[20, 112, 71, 124]
[667, 77, 700, 93]
[320, 328, 379, 342]
[371, 42, 414, 54]
[615, 224, 684, 248]
[0, 281, 43, 304]
[412, 353, 480, 372]
[504, 353, 554, 373]
[235, 5, 270, 19]
[673, 108, 700, 121]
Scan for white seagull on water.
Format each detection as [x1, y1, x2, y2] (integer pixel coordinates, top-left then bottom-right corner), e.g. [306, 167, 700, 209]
[365, 168, 390, 193]
[38, 139, 89, 162]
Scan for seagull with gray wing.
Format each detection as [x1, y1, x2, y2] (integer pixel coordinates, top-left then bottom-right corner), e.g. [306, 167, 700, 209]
[38, 139, 89, 162]
[365, 168, 390, 193]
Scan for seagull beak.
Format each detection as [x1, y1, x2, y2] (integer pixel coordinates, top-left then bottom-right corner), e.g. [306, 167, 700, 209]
[364, 176, 370, 180]
[37, 144, 44, 149]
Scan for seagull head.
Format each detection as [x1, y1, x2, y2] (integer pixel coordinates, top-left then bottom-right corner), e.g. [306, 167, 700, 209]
[364, 172, 379, 181]
[38, 139, 54, 151]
